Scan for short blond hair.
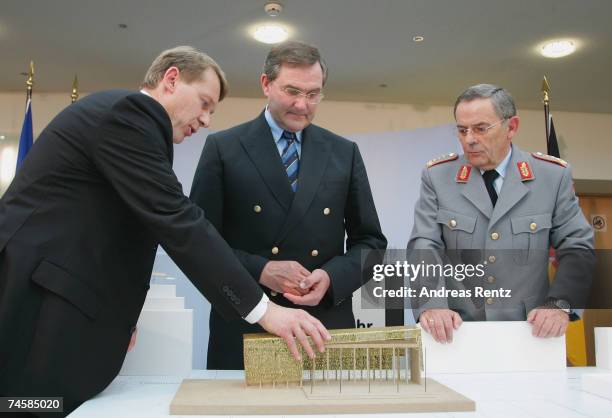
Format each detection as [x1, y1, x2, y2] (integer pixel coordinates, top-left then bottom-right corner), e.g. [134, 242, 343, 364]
[141, 46, 229, 100]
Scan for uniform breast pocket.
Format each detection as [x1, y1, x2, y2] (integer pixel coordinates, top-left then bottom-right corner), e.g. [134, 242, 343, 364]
[510, 213, 552, 264]
[437, 209, 477, 249]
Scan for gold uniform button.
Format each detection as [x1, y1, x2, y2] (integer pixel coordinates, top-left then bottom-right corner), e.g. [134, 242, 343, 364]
[488, 255, 496, 263]
[491, 232, 500, 240]
[449, 219, 457, 228]
[253, 205, 262, 213]
[323, 208, 331, 215]
[311, 250, 319, 257]
[487, 276, 495, 284]
[271, 247, 279, 255]
[486, 297, 494, 305]
[530, 222, 537, 231]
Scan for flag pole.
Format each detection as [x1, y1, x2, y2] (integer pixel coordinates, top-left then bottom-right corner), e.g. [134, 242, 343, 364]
[71, 75, 79, 103]
[541, 76, 550, 142]
[26, 61, 34, 103]
[16, 61, 35, 170]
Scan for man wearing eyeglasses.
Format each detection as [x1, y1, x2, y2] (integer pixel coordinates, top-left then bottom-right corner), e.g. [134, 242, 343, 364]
[190, 40, 387, 369]
[408, 84, 594, 344]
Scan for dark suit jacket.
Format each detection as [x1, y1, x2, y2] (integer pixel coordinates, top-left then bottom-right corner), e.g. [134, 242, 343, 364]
[190, 111, 387, 369]
[0, 90, 263, 416]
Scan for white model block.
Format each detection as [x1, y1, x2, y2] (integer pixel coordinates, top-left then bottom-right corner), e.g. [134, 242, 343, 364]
[120, 284, 193, 376]
[595, 327, 612, 369]
[421, 321, 566, 373]
[142, 296, 185, 310]
[147, 283, 176, 298]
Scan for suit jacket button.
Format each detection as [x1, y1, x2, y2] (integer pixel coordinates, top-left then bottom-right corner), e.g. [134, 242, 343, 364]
[488, 255, 496, 263]
[271, 247, 279, 255]
[487, 276, 495, 284]
[323, 208, 331, 215]
[311, 249, 319, 257]
[449, 219, 457, 228]
[491, 232, 500, 240]
[254, 205, 262, 213]
[530, 222, 537, 231]
[486, 297, 494, 305]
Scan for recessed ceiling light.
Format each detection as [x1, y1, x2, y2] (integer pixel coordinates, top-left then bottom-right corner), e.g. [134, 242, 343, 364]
[0, 135, 5, 140]
[540, 39, 576, 58]
[253, 24, 288, 44]
[413, 36, 424, 42]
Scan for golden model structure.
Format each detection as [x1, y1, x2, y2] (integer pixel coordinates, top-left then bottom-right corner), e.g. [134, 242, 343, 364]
[170, 326, 475, 415]
[244, 325, 422, 392]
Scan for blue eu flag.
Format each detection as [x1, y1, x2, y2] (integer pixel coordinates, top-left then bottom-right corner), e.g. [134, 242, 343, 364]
[16, 99, 33, 170]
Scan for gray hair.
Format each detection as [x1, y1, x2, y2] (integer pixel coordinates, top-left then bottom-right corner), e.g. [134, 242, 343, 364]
[453, 84, 516, 120]
[263, 41, 328, 86]
[141, 46, 229, 101]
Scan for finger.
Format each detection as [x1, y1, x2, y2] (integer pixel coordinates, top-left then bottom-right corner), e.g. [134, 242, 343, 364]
[299, 275, 318, 289]
[284, 292, 317, 306]
[283, 292, 303, 304]
[551, 322, 564, 338]
[527, 308, 540, 323]
[313, 317, 332, 341]
[434, 316, 448, 343]
[302, 319, 325, 353]
[420, 314, 431, 334]
[557, 320, 569, 337]
[442, 314, 454, 343]
[283, 333, 302, 362]
[531, 314, 544, 336]
[283, 286, 305, 296]
[538, 316, 555, 338]
[293, 326, 314, 359]
[452, 312, 463, 330]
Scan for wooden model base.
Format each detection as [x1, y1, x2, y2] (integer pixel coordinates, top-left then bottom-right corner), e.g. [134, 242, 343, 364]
[170, 378, 475, 415]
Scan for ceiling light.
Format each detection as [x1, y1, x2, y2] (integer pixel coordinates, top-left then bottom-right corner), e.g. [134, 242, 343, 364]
[540, 40, 576, 58]
[0, 135, 5, 140]
[253, 24, 288, 44]
[413, 36, 424, 42]
[264, 1, 283, 17]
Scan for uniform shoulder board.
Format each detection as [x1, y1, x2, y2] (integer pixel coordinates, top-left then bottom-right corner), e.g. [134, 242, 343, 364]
[427, 152, 458, 168]
[531, 152, 567, 167]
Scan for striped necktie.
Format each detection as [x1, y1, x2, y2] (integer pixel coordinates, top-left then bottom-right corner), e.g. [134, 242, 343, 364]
[281, 130, 299, 192]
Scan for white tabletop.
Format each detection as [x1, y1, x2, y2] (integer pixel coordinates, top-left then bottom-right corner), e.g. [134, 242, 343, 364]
[68, 368, 612, 418]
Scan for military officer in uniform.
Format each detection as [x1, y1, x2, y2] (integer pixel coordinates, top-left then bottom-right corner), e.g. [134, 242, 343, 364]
[408, 84, 594, 344]
[190, 41, 387, 369]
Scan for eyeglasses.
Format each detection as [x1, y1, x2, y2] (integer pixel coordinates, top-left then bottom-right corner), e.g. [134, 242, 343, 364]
[281, 86, 324, 104]
[456, 118, 507, 138]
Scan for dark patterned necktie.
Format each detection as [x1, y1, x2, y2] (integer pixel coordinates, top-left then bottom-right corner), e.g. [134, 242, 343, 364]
[482, 169, 500, 206]
[281, 131, 299, 192]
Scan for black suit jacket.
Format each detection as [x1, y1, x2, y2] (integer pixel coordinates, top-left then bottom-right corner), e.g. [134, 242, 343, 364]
[190, 112, 387, 369]
[0, 90, 263, 416]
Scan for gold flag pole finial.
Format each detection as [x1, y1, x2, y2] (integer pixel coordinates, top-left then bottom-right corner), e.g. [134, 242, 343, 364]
[71, 75, 79, 103]
[541, 76, 550, 105]
[26, 61, 34, 101]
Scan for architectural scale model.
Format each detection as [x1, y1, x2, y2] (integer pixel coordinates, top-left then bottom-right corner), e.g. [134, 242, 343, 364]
[170, 326, 475, 414]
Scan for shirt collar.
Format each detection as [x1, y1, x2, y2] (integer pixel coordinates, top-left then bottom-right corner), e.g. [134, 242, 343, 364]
[480, 146, 512, 178]
[140, 89, 152, 97]
[264, 106, 302, 143]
